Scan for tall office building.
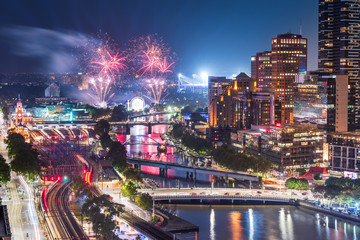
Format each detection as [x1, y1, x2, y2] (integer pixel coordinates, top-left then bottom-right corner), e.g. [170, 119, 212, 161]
[251, 51, 272, 88]
[271, 33, 307, 124]
[252, 33, 307, 124]
[319, 0, 360, 131]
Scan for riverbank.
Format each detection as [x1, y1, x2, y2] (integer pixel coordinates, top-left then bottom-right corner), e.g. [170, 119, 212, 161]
[298, 200, 360, 224]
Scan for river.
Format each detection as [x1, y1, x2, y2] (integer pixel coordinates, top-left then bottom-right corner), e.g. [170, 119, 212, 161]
[173, 205, 360, 240]
[117, 114, 360, 240]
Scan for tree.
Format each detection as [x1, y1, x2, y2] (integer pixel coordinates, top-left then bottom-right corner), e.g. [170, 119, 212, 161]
[135, 193, 153, 210]
[82, 194, 123, 238]
[325, 185, 343, 199]
[181, 105, 193, 115]
[211, 145, 272, 173]
[94, 119, 110, 136]
[314, 173, 322, 180]
[0, 154, 10, 184]
[121, 168, 142, 182]
[121, 181, 137, 200]
[110, 104, 128, 122]
[285, 177, 297, 189]
[6, 133, 40, 177]
[5, 133, 26, 158]
[10, 147, 40, 176]
[285, 178, 309, 190]
[108, 141, 127, 170]
[296, 168, 307, 176]
[71, 176, 92, 199]
[99, 133, 113, 150]
[171, 124, 184, 139]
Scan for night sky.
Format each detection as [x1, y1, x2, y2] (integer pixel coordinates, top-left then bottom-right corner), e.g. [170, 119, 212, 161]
[0, 0, 318, 77]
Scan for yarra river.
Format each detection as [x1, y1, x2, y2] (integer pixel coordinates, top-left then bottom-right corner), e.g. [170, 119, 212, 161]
[117, 114, 360, 239]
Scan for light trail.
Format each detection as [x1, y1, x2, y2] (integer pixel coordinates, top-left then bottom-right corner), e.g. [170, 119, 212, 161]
[18, 175, 42, 240]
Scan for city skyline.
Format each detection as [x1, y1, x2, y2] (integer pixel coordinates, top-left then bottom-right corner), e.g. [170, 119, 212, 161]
[0, 0, 318, 76]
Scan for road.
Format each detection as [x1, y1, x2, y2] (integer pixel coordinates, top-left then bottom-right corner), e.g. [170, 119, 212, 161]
[3, 173, 44, 240]
[138, 187, 314, 200]
[0, 117, 44, 240]
[45, 181, 88, 240]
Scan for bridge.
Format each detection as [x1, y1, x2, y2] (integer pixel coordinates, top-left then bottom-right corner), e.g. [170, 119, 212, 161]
[111, 121, 174, 134]
[127, 157, 260, 182]
[28, 121, 96, 130]
[128, 111, 179, 119]
[138, 188, 304, 205]
[152, 194, 293, 204]
[122, 135, 180, 148]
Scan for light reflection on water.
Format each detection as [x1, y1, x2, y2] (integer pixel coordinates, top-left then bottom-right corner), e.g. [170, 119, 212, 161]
[171, 205, 360, 240]
[117, 124, 212, 186]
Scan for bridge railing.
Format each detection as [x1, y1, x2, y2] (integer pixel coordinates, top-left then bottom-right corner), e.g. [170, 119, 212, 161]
[152, 194, 291, 202]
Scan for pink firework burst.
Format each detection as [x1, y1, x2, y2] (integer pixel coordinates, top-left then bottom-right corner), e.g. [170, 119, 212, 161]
[91, 48, 126, 77]
[157, 57, 174, 73]
[137, 49, 161, 76]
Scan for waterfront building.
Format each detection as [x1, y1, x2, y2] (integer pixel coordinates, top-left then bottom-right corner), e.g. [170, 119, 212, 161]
[233, 124, 325, 169]
[328, 132, 360, 174]
[319, 0, 360, 130]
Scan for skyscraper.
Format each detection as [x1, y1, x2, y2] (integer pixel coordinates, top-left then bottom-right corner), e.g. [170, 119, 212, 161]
[319, 0, 360, 131]
[252, 33, 307, 124]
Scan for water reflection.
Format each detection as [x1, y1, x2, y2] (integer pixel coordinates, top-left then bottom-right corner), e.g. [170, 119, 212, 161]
[210, 208, 215, 240]
[249, 209, 254, 240]
[117, 123, 213, 187]
[230, 211, 243, 240]
[174, 205, 360, 240]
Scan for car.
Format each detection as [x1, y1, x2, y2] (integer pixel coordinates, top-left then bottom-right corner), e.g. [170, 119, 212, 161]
[190, 193, 197, 196]
[224, 192, 229, 195]
[199, 192, 206, 195]
[235, 193, 240, 196]
[257, 191, 262, 194]
[302, 192, 307, 196]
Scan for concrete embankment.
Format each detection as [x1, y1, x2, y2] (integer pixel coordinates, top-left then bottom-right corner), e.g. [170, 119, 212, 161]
[298, 200, 360, 224]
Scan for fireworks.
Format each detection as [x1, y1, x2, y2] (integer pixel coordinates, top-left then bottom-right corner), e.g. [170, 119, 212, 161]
[87, 46, 127, 107]
[143, 79, 169, 104]
[83, 34, 175, 107]
[88, 77, 115, 107]
[91, 48, 126, 78]
[134, 35, 175, 104]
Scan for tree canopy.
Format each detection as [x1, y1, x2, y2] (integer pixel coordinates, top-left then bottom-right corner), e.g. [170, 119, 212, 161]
[0, 154, 10, 184]
[110, 104, 128, 122]
[121, 181, 137, 201]
[211, 145, 272, 173]
[135, 193, 153, 210]
[285, 177, 310, 190]
[94, 119, 110, 136]
[107, 141, 127, 170]
[5, 133, 40, 177]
